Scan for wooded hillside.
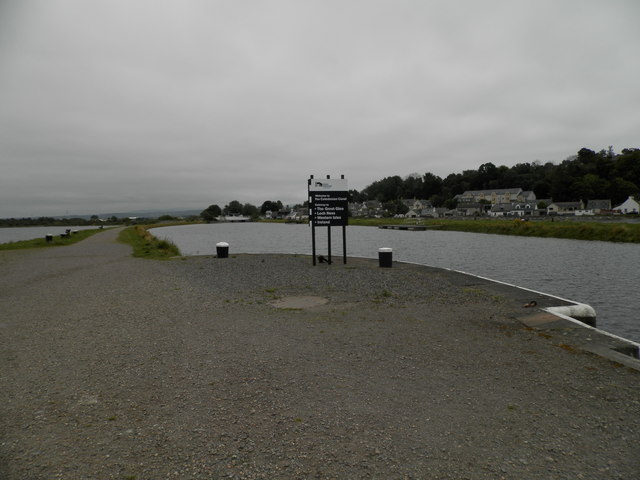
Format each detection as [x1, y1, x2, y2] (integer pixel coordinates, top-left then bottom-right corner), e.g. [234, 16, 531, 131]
[353, 147, 640, 208]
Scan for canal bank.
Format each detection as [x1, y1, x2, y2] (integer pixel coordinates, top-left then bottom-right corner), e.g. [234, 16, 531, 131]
[151, 223, 640, 343]
[1, 228, 639, 479]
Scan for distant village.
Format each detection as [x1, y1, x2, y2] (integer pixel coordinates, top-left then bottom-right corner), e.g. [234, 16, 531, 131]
[275, 189, 639, 222]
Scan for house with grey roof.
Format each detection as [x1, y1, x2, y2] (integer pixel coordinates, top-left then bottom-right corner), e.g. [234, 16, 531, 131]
[489, 202, 537, 217]
[547, 201, 584, 216]
[402, 199, 432, 211]
[349, 201, 384, 218]
[576, 199, 612, 216]
[455, 188, 534, 205]
[454, 188, 537, 216]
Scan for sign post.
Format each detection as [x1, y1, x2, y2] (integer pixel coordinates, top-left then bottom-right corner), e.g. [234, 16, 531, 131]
[308, 175, 348, 265]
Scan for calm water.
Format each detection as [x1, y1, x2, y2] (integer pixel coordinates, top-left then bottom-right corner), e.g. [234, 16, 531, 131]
[152, 223, 640, 343]
[0, 226, 99, 243]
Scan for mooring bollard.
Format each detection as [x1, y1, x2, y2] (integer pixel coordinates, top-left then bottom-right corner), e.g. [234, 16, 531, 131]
[216, 242, 229, 258]
[378, 247, 393, 268]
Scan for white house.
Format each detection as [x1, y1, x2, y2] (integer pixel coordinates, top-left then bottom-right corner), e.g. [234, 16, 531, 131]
[613, 196, 639, 214]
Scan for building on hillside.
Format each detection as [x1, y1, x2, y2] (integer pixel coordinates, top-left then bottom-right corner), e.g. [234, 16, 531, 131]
[454, 188, 537, 216]
[587, 199, 612, 213]
[349, 201, 384, 217]
[455, 188, 536, 205]
[488, 202, 537, 217]
[547, 201, 584, 216]
[285, 207, 309, 222]
[613, 196, 639, 214]
[401, 199, 432, 211]
[423, 207, 449, 218]
[576, 199, 613, 216]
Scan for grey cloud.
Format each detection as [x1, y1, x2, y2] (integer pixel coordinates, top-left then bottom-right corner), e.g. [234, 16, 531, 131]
[1, 0, 639, 217]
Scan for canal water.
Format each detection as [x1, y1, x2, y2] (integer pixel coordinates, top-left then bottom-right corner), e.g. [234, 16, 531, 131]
[151, 223, 640, 344]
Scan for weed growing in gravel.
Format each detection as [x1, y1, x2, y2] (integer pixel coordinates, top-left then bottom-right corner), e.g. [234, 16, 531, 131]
[264, 288, 281, 300]
[463, 287, 486, 296]
[557, 343, 577, 353]
[372, 289, 397, 303]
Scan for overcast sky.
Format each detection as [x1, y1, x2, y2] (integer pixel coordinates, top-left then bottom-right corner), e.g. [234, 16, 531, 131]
[1, 0, 638, 217]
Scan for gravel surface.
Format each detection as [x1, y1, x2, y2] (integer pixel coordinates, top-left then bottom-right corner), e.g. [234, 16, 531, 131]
[1, 228, 638, 479]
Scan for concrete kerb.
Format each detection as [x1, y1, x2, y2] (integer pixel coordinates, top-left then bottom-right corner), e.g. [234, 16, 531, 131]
[352, 255, 640, 371]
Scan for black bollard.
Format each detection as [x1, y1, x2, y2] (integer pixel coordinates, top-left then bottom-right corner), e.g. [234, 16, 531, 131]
[378, 247, 393, 268]
[216, 242, 229, 258]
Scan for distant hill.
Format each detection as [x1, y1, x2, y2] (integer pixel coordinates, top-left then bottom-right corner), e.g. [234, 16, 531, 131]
[57, 209, 203, 220]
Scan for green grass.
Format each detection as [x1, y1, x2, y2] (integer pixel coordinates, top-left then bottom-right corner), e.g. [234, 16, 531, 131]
[0, 228, 107, 250]
[118, 225, 181, 259]
[348, 217, 640, 243]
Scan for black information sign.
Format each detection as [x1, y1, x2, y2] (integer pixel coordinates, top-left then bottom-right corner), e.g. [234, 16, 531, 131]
[310, 191, 348, 226]
[308, 175, 348, 265]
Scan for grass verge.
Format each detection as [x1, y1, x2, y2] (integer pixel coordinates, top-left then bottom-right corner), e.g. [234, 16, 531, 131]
[0, 228, 107, 251]
[118, 225, 181, 259]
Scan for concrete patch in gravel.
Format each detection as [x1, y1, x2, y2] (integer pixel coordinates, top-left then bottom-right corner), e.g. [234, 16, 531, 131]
[270, 295, 329, 309]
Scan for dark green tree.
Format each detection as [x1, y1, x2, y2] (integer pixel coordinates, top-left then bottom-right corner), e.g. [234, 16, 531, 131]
[348, 189, 366, 202]
[260, 200, 283, 214]
[200, 204, 222, 222]
[570, 174, 610, 201]
[608, 177, 639, 204]
[242, 203, 260, 218]
[421, 173, 443, 199]
[223, 200, 243, 215]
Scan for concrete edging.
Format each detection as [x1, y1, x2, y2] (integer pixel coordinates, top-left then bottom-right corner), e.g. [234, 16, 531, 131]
[364, 255, 640, 371]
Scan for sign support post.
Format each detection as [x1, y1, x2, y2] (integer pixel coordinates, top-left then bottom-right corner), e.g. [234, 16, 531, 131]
[309, 177, 317, 265]
[327, 225, 331, 264]
[342, 223, 347, 264]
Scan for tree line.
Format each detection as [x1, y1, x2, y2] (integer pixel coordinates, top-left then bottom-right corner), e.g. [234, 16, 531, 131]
[200, 200, 284, 222]
[201, 147, 639, 220]
[351, 147, 640, 209]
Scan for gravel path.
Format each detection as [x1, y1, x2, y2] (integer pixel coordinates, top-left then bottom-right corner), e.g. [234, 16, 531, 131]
[1, 228, 638, 479]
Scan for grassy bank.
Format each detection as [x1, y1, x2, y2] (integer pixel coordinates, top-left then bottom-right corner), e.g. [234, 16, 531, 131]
[118, 225, 181, 259]
[347, 217, 640, 243]
[0, 228, 107, 251]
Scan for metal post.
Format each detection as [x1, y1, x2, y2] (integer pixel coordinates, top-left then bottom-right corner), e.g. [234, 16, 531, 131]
[341, 174, 347, 264]
[310, 176, 316, 266]
[326, 175, 332, 265]
[342, 224, 347, 264]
